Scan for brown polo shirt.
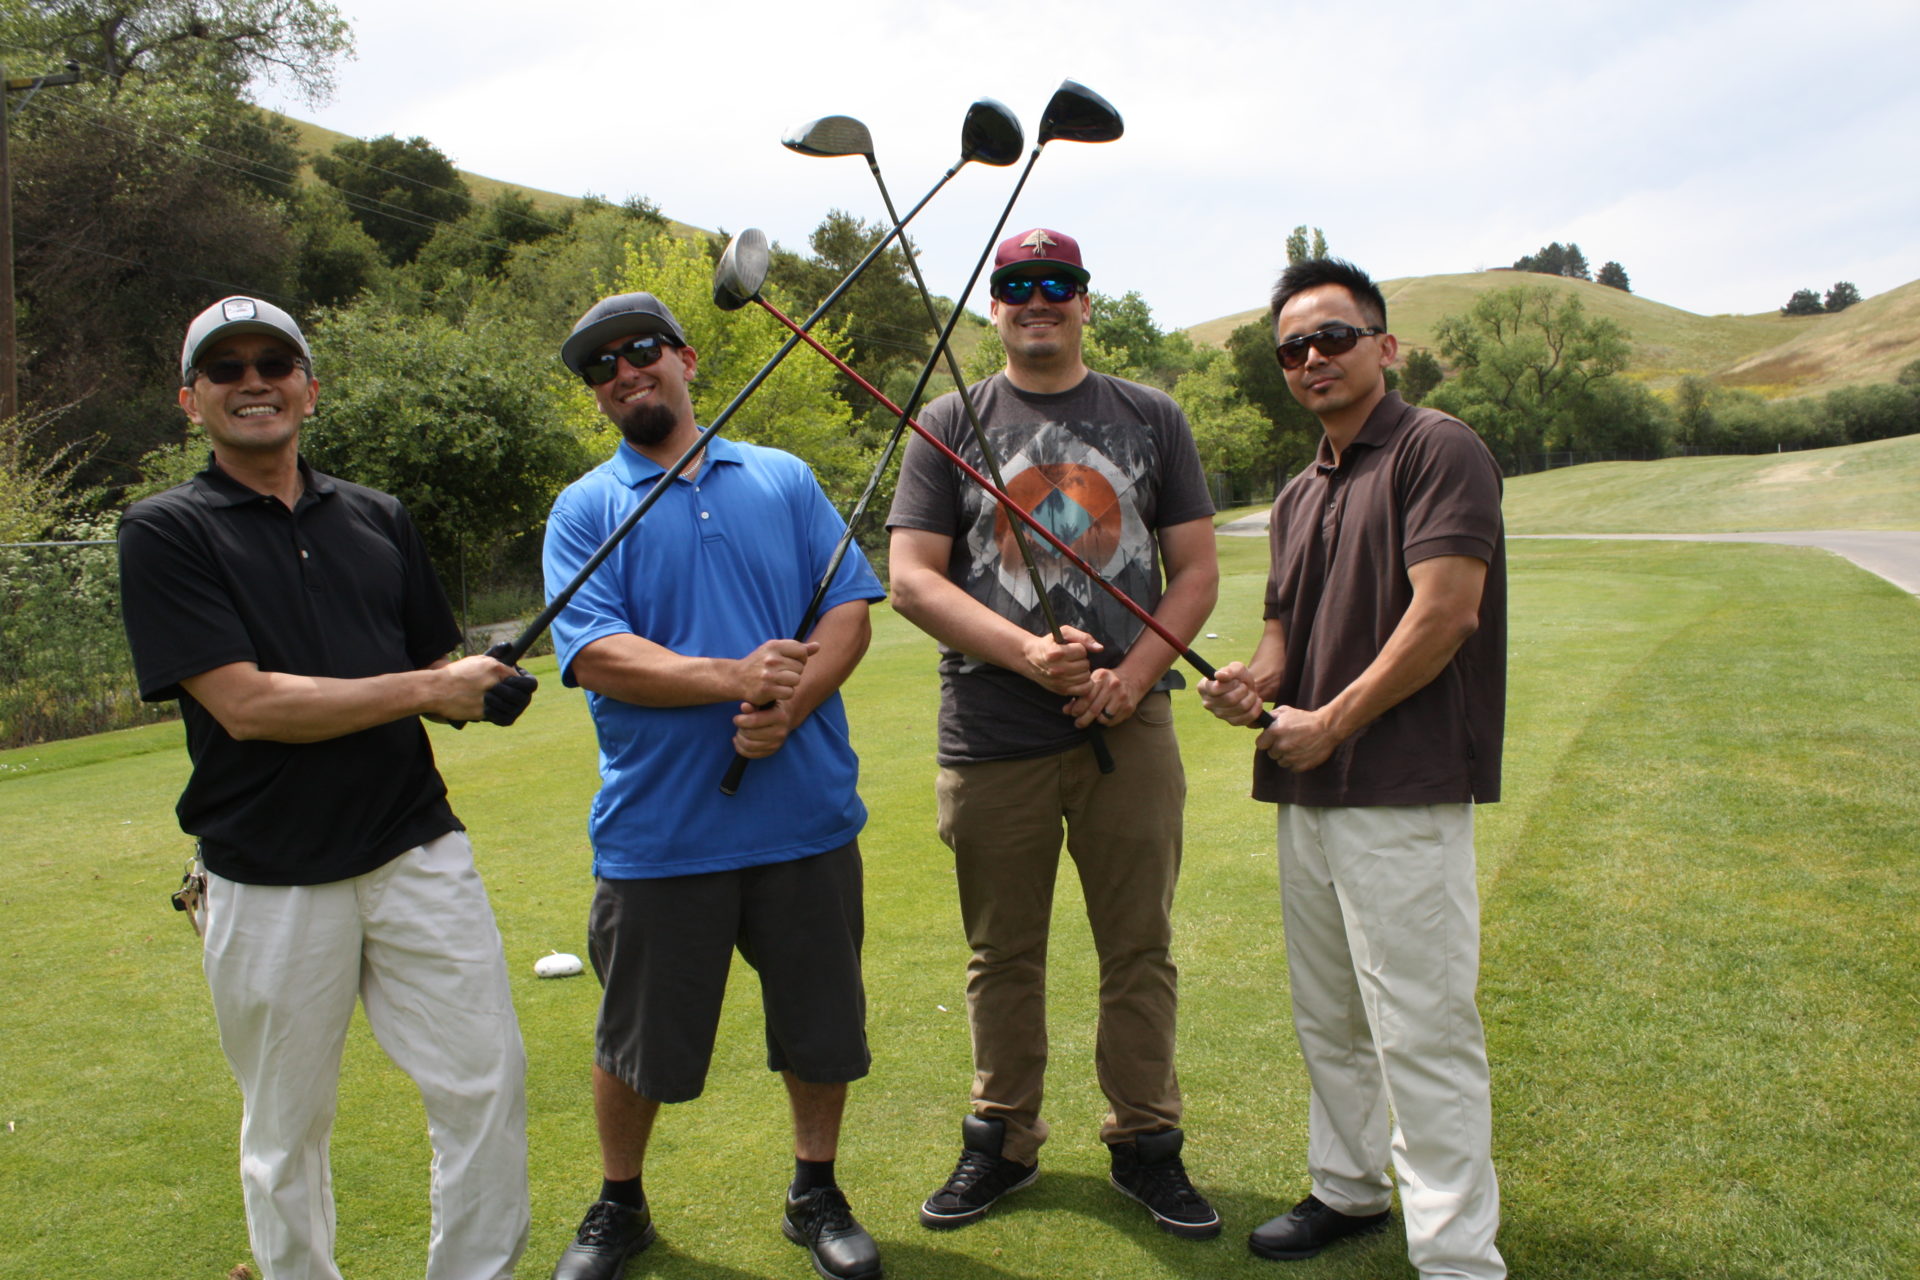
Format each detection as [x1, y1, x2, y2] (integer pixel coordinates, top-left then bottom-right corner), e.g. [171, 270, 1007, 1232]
[1253, 392, 1506, 807]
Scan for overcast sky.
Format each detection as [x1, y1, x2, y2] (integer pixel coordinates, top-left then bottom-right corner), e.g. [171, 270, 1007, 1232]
[257, 0, 1920, 331]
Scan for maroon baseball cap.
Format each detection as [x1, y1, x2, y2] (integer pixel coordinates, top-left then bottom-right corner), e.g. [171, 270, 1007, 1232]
[990, 228, 1090, 287]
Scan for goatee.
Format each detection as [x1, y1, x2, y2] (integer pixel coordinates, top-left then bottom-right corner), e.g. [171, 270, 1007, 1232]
[617, 400, 678, 448]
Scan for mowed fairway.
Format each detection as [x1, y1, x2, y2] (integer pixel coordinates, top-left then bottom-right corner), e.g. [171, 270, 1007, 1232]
[3, 532, 1917, 1279]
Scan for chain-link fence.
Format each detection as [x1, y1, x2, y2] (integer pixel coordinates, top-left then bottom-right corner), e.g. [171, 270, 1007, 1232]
[0, 533, 176, 748]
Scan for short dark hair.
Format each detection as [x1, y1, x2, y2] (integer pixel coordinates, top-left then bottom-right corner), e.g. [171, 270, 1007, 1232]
[1269, 258, 1387, 331]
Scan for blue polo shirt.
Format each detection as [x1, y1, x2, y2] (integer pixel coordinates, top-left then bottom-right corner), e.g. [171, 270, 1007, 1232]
[544, 436, 884, 879]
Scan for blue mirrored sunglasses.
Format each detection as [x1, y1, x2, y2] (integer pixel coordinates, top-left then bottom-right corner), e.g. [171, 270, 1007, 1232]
[993, 277, 1084, 305]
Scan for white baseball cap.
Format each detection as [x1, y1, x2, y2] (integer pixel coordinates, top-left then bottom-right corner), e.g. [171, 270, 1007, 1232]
[180, 297, 311, 384]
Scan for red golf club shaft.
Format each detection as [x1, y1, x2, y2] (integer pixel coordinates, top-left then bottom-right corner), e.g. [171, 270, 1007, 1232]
[754, 296, 1271, 728]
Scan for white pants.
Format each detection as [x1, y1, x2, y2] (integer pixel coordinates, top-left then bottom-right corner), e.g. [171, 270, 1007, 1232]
[203, 830, 530, 1280]
[1277, 804, 1504, 1280]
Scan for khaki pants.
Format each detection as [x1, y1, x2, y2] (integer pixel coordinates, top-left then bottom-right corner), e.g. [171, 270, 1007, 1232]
[936, 693, 1185, 1164]
[203, 831, 529, 1280]
[1278, 803, 1504, 1280]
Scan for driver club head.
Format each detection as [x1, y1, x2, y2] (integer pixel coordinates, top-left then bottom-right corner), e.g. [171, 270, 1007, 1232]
[781, 115, 875, 160]
[1036, 79, 1123, 146]
[959, 97, 1024, 166]
[712, 227, 771, 311]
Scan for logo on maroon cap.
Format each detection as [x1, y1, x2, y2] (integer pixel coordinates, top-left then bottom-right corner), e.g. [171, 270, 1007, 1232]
[1019, 230, 1058, 257]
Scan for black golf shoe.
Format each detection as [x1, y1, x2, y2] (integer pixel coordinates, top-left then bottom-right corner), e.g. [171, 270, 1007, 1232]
[1108, 1127, 1221, 1239]
[1247, 1194, 1390, 1260]
[551, 1198, 655, 1280]
[783, 1184, 882, 1280]
[918, 1115, 1039, 1229]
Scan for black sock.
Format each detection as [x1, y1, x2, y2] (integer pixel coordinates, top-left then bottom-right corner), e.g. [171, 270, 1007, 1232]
[601, 1175, 643, 1208]
[793, 1157, 836, 1195]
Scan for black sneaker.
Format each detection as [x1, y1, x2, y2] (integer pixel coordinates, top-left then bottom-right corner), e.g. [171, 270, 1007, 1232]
[783, 1185, 883, 1280]
[1108, 1128, 1222, 1239]
[1247, 1194, 1390, 1260]
[918, 1115, 1039, 1229]
[551, 1198, 655, 1280]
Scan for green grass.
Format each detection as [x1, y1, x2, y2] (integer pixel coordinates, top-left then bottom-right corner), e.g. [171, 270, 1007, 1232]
[1504, 432, 1920, 533]
[4, 536, 1918, 1278]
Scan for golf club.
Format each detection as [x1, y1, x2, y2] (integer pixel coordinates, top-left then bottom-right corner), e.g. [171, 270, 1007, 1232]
[717, 240, 1272, 729]
[472, 123, 1000, 685]
[714, 102, 1029, 792]
[782, 104, 1117, 778]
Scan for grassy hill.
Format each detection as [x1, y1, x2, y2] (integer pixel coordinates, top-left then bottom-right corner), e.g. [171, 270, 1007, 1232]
[1503, 431, 1920, 533]
[1185, 271, 1917, 401]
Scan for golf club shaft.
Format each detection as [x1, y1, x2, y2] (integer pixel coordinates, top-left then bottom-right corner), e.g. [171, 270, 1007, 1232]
[716, 394, 922, 795]
[721, 143, 1092, 788]
[492, 163, 966, 670]
[863, 162, 1113, 775]
[755, 295, 1271, 728]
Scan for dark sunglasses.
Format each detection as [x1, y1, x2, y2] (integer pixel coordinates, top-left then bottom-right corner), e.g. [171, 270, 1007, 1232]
[1274, 324, 1385, 370]
[993, 277, 1085, 305]
[580, 335, 677, 386]
[195, 353, 307, 385]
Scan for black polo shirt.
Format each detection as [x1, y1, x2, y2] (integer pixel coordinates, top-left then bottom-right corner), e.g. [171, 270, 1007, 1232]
[1255, 393, 1506, 807]
[118, 458, 463, 885]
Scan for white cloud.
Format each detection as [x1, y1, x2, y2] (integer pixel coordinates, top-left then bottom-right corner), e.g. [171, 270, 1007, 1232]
[259, 0, 1920, 328]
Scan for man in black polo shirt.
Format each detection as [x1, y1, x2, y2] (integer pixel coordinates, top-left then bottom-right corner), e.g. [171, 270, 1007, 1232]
[1199, 260, 1507, 1278]
[117, 296, 539, 1280]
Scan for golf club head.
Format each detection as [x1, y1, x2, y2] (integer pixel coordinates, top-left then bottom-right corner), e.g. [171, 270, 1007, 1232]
[959, 97, 1024, 166]
[782, 115, 875, 160]
[1036, 79, 1123, 145]
[712, 228, 771, 312]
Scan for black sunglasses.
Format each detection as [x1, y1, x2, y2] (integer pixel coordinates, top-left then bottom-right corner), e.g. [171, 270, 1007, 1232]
[196, 353, 307, 385]
[993, 277, 1085, 305]
[1274, 324, 1384, 370]
[580, 335, 677, 386]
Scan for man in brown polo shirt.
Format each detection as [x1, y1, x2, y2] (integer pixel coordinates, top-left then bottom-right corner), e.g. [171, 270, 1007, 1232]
[1199, 259, 1506, 1278]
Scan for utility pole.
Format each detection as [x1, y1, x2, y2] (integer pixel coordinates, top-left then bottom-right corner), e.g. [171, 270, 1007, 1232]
[2, 61, 84, 421]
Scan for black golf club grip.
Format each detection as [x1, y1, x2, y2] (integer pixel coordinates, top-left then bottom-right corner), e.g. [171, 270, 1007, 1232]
[719, 749, 751, 796]
[441, 640, 522, 730]
[1089, 723, 1115, 773]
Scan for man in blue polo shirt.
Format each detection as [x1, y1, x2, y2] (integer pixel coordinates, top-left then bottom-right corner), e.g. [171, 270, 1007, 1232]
[542, 292, 885, 1280]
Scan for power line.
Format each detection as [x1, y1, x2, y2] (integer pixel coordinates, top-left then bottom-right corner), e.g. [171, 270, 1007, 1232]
[25, 92, 553, 265]
[18, 234, 305, 306]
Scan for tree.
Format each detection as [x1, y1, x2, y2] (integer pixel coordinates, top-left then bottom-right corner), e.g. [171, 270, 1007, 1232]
[1400, 349, 1444, 404]
[1427, 285, 1632, 465]
[599, 231, 870, 507]
[1284, 226, 1328, 266]
[1171, 348, 1280, 480]
[297, 304, 592, 579]
[4, 0, 353, 103]
[1224, 319, 1321, 478]
[768, 211, 937, 430]
[1596, 261, 1631, 292]
[8, 84, 299, 480]
[310, 134, 472, 266]
[0, 410, 89, 543]
[1673, 375, 1714, 448]
[1781, 288, 1824, 316]
[1513, 241, 1591, 280]
[1513, 242, 1566, 275]
[288, 182, 388, 308]
[1824, 281, 1861, 313]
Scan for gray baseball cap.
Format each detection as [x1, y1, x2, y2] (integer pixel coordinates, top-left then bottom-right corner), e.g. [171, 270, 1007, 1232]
[562, 292, 688, 376]
[180, 296, 311, 383]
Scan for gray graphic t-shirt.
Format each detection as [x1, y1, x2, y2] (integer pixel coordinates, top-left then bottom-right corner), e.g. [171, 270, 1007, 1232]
[887, 371, 1214, 764]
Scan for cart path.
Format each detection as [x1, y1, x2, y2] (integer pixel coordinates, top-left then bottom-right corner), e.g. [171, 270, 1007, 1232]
[1217, 517, 1920, 597]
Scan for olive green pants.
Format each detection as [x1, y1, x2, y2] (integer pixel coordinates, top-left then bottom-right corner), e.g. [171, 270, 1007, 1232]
[935, 693, 1186, 1164]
